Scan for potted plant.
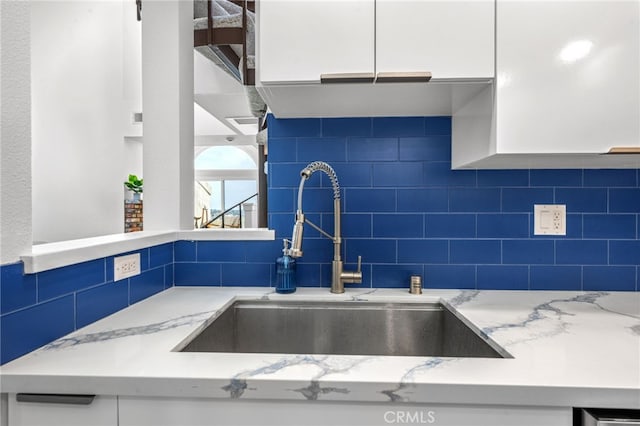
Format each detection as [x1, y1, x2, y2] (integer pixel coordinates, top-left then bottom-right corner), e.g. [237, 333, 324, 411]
[124, 174, 143, 202]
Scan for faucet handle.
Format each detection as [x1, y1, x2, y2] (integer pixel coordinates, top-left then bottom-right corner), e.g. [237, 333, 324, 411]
[356, 255, 362, 273]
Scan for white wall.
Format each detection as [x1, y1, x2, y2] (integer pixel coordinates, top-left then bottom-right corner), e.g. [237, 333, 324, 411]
[1, 0, 32, 264]
[31, 0, 142, 243]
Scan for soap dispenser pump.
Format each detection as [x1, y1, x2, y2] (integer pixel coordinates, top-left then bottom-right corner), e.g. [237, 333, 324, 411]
[276, 239, 297, 294]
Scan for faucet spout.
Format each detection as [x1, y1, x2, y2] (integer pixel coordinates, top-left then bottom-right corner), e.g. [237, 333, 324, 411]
[289, 161, 362, 293]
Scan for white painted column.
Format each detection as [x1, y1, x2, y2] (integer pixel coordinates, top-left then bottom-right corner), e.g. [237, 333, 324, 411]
[0, 0, 32, 264]
[142, 0, 194, 231]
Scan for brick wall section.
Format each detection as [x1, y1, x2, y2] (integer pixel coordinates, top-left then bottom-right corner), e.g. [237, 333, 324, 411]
[125, 200, 143, 232]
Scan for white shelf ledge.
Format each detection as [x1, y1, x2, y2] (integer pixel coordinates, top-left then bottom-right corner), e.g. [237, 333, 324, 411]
[21, 229, 275, 273]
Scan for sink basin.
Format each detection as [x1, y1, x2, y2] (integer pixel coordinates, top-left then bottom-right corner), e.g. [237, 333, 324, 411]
[177, 300, 510, 358]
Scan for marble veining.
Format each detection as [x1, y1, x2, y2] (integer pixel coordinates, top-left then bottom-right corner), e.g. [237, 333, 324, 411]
[42, 310, 216, 350]
[2, 287, 639, 409]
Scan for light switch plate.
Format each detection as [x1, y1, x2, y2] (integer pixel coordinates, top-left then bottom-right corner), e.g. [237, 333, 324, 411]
[114, 253, 141, 281]
[534, 204, 566, 236]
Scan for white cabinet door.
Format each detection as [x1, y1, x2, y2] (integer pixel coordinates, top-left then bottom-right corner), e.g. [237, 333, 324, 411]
[376, 0, 495, 79]
[496, 0, 640, 155]
[119, 396, 571, 426]
[257, 0, 375, 84]
[7, 394, 117, 426]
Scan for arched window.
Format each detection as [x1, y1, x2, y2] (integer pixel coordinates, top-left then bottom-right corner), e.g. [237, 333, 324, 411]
[194, 145, 259, 228]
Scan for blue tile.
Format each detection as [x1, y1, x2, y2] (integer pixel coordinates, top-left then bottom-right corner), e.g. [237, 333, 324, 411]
[1, 262, 36, 314]
[269, 213, 290, 238]
[399, 136, 450, 161]
[373, 214, 423, 238]
[583, 266, 636, 291]
[373, 117, 425, 137]
[270, 163, 321, 188]
[450, 240, 501, 264]
[38, 259, 106, 302]
[425, 214, 476, 238]
[300, 187, 336, 213]
[267, 189, 295, 212]
[423, 162, 477, 187]
[565, 214, 583, 239]
[424, 265, 476, 289]
[477, 214, 529, 238]
[321, 163, 372, 188]
[555, 188, 607, 213]
[149, 243, 173, 268]
[297, 137, 347, 162]
[266, 137, 297, 162]
[610, 241, 640, 265]
[76, 281, 128, 328]
[609, 189, 640, 213]
[477, 266, 529, 290]
[584, 169, 636, 187]
[450, 189, 501, 212]
[174, 241, 196, 262]
[583, 214, 636, 239]
[424, 117, 452, 135]
[530, 170, 582, 187]
[530, 266, 581, 290]
[339, 214, 372, 238]
[245, 240, 282, 263]
[477, 170, 529, 187]
[222, 263, 272, 286]
[296, 238, 333, 263]
[174, 263, 221, 286]
[503, 240, 554, 264]
[397, 240, 448, 263]
[373, 163, 423, 187]
[372, 264, 424, 288]
[346, 189, 396, 212]
[197, 241, 246, 262]
[322, 117, 372, 137]
[347, 138, 398, 162]
[130, 267, 165, 304]
[556, 240, 607, 265]
[165, 264, 174, 288]
[397, 188, 448, 212]
[346, 239, 397, 264]
[268, 116, 321, 138]
[1, 295, 74, 364]
[502, 188, 554, 212]
[295, 263, 322, 287]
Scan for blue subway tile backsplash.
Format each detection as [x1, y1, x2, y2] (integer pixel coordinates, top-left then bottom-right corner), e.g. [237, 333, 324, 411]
[266, 114, 640, 293]
[1, 244, 174, 364]
[4, 114, 640, 365]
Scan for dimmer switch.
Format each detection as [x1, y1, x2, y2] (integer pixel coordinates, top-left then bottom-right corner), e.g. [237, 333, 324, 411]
[534, 204, 566, 236]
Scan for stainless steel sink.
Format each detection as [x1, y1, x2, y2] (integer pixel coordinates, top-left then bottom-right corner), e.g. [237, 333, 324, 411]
[177, 301, 510, 358]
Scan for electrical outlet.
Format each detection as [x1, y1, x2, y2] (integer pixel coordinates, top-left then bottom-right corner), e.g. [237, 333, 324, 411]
[114, 253, 141, 281]
[534, 204, 566, 236]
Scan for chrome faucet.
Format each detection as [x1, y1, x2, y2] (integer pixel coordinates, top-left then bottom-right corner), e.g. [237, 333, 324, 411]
[287, 161, 362, 293]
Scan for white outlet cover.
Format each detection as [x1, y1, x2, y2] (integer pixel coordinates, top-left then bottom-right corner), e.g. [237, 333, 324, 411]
[534, 204, 566, 236]
[114, 253, 141, 281]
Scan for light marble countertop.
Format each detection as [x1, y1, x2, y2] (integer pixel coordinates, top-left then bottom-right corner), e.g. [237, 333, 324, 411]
[1, 287, 639, 408]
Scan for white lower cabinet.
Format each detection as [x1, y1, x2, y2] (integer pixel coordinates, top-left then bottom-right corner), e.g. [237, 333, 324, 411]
[118, 396, 572, 426]
[7, 394, 117, 426]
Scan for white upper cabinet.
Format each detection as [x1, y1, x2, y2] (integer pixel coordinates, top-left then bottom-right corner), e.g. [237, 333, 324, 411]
[376, 0, 495, 80]
[257, 0, 495, 117]
[257, 0, 375, 84]
[453, 0, 640, 169]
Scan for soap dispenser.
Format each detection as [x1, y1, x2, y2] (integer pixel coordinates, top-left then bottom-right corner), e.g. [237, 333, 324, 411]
[276, 239, 297, 294]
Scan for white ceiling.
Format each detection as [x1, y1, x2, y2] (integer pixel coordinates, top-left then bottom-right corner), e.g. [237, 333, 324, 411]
[193, 49, 256, 138]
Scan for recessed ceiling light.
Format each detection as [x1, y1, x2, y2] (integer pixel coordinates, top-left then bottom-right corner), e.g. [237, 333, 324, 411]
[559, 40, 593, 64]
[227, 117, 259, 136]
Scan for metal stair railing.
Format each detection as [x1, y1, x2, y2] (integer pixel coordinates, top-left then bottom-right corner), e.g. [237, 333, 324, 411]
[201, 192, 258, 229]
